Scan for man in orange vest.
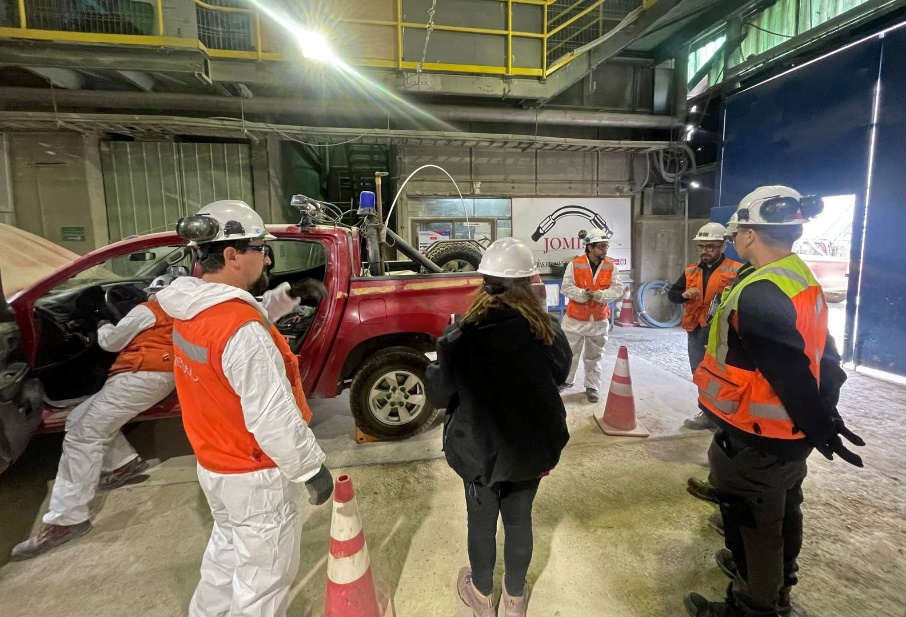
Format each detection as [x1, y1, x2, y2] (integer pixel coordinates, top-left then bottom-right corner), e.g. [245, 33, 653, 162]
[157, 200, 331, 617]
[559, 228, 624, 402]
[685, 186, 864, 617]
[668, 222, 742, 430]
[11, 275, 178, 560]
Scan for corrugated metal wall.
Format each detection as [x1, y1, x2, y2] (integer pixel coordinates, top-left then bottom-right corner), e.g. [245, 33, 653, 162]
[100, 141, 253, 241]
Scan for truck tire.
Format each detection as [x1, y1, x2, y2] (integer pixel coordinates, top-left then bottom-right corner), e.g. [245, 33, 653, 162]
[350, 348, 439, 439]
[824, 291, 846, 303]
[422, 242, 483, 273]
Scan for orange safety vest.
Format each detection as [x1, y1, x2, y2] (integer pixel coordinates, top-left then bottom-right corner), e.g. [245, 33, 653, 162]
[172, 299, 314, 474]
[680, 258, 742, 331]
[692, 254, 827, 440]
[108, 301, 174, 377]
[565, 255, 615, 322]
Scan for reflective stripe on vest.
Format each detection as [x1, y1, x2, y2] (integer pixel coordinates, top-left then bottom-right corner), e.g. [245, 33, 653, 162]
[692, 254, 827, 439]
[108, 301, 174, 376]
[565, 255, 615, 322]
[680, 258, 742, 331]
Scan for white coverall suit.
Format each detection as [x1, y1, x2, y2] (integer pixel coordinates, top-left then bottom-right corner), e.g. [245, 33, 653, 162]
[560, 258, 624, 392]
[157, 278, 325, 617]
[44, 304, 175, 526]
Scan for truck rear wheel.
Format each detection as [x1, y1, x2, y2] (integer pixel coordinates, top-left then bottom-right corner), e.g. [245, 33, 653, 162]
[350, 348, 438, 439]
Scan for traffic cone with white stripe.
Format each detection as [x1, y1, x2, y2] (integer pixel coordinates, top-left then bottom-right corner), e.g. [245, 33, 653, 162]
[614, 286, 637, 327]
[325, 475, 394, 617]
[595, 345, 649, 438]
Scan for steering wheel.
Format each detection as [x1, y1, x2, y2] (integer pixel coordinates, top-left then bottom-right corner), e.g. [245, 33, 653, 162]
[104, 284, 147, 322]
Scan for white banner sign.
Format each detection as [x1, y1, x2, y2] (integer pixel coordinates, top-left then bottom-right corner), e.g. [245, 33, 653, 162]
[512, 198, 632, 274]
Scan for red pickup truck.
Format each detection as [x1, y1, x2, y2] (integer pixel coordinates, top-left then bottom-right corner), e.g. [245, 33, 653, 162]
[0, 224, 483, 473]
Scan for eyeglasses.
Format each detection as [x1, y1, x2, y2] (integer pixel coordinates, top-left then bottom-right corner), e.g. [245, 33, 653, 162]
[589, 243, 608, 250]
[695, 244, 723, 252]
[245, 244, 269, 254]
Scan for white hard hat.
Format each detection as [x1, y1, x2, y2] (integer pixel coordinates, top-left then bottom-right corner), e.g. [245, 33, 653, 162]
[694, 222, 728, 242]
[729, 185, 823, 232]
[176, 200, 276, 245]
[583, 228, 612, 245]
[478, 237, 537, 278]
[144, 273, 176, 294]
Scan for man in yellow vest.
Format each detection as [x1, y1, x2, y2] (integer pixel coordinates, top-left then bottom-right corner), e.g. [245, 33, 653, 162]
[157, 200, 332, 617]
[559, 228, 624, 402]
[11, 275, 178, 560]
[668, 222, 742, 430]
[685, 186, 864, 617]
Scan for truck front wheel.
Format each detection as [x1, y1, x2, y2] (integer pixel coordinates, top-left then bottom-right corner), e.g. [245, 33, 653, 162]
[350, 348, 439, 439]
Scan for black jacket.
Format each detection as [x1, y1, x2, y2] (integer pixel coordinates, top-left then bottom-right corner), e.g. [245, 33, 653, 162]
[700, 264, 847, 460]
[425, 307, 572, 488]
[667, 254, 729, 306]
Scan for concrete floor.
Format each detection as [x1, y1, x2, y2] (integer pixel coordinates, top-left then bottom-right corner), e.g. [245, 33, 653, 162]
[1, 311, 904, 617]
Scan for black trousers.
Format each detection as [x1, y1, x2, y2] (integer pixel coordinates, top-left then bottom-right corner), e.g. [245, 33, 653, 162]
[687, 325, 710, 374]
[464, 478, 541, 597]
[709, 431, 807, 611]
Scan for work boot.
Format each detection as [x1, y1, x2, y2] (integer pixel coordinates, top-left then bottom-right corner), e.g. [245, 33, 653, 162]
[684, 590, 780, 617]
[713, 551, 798, 616]
[684, 411, 716, 430]
[98, 456, 150, 492]
[586, 388, 599, 403]
[456, 567, 495, 617]
[500, 584, 528, 617]
[716, 548, 737, 579]
[708, 510, 725, 536]
[687, 477, 720, 504]
[10, 521, 92, 561]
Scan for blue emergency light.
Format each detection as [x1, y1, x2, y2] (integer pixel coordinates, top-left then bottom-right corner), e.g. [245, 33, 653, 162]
[358, 191, 376, 215]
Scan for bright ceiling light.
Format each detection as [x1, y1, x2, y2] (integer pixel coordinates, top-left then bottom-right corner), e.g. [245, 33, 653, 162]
[301, 31, 334, 62]
[690, 181, 701, 189]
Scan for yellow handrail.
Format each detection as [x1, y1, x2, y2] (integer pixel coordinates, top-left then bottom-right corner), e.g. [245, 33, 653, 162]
[188, 0, 253, 15]
[506, 0, 512, 74]
[343, 18, 544, 39]
[3, 0, 632, 79]
[546, 0, 606, 38]
[396, 0, 403, 70]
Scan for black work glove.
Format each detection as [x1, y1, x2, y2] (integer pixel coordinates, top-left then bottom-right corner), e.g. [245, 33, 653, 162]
[289, 279, 327, 305]
[304, 464, 334, 505]
[815, 417, 865, 467]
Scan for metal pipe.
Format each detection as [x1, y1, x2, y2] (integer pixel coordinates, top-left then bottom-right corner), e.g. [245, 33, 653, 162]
[0, 88, 679, 129]
[385, 228, 443, 273]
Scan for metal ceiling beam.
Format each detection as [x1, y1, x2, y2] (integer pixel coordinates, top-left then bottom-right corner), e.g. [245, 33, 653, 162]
[649, 0, 763, 65]
[23, 67, 85, 89]
[0, 42, 207, 74]
[0, 111, 677, 153]
[116, 70, 155, 92]
[0, 87, 678, 129]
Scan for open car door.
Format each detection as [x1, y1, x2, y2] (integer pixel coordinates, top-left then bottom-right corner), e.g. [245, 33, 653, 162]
[0, 268, 43, 474]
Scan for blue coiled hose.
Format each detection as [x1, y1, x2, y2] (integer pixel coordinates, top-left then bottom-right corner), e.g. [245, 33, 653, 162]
[633, 280, 683, 328]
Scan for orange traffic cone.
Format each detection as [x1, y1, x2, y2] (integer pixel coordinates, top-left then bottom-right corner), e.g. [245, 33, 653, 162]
[325, 475, 394, 617]
[595, 345, 649, 438]
[614, 286, 637, 327]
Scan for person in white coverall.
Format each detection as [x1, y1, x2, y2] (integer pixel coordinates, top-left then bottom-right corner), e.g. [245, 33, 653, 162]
[11, 274, 179, 561]
[157, 199, 332, 617]
[559, 228, 624, 402]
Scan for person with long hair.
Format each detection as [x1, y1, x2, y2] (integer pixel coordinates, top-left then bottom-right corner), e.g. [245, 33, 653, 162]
[426, 237, 571, 617]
